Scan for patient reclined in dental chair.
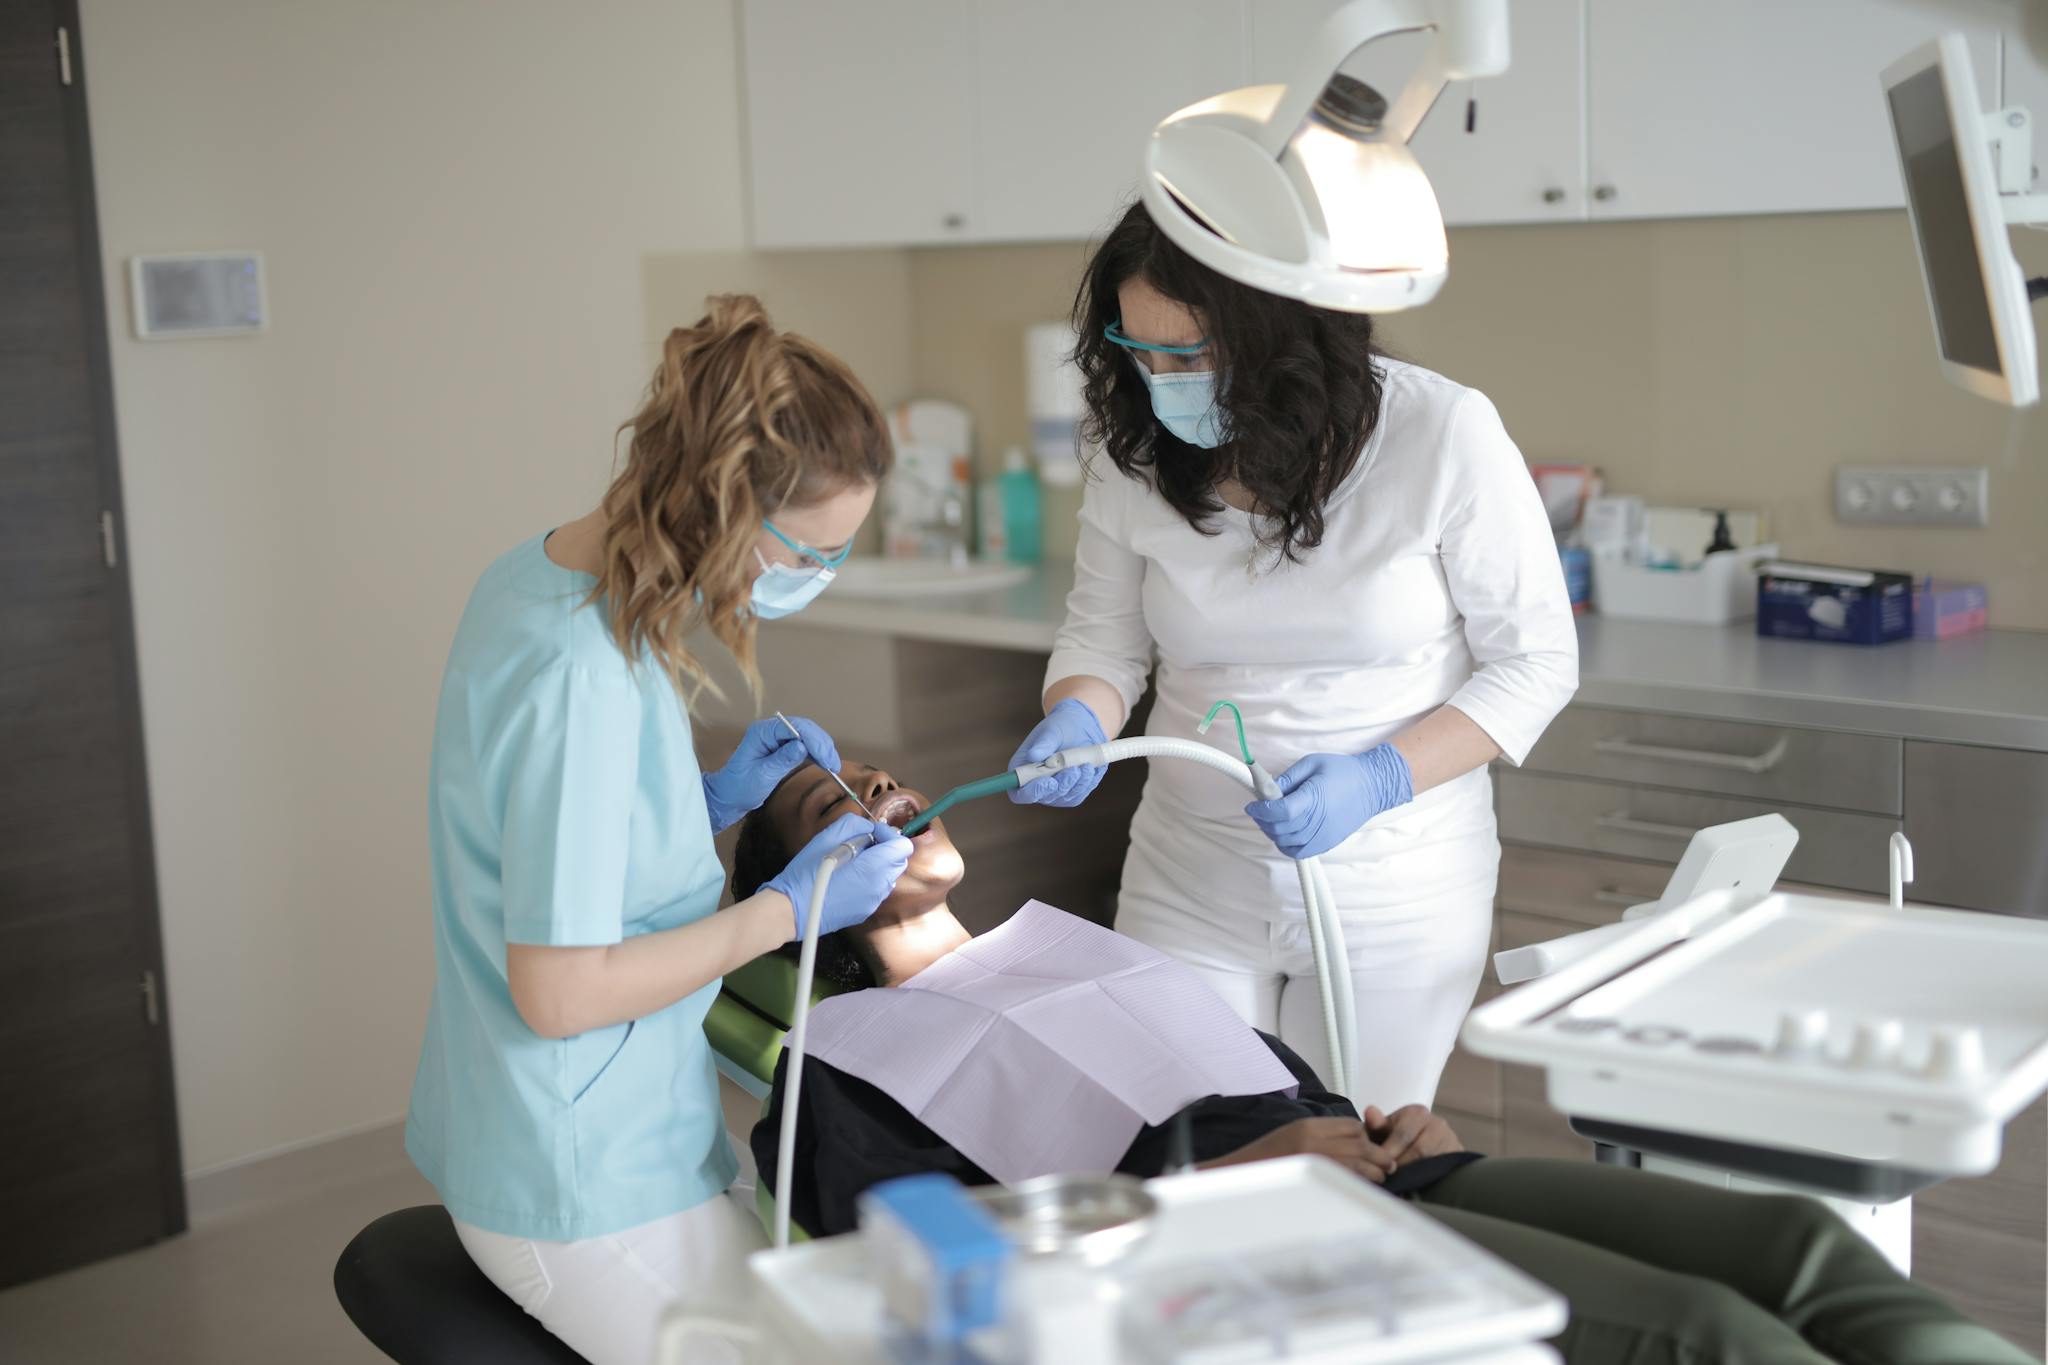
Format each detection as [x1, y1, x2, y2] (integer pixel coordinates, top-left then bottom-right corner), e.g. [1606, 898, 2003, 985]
[727, 761, 2037, 1365]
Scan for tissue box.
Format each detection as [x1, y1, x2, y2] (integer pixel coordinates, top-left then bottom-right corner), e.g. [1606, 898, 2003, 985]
[1757, 562, 1915, 645]
[1912, 580, 1987, 640]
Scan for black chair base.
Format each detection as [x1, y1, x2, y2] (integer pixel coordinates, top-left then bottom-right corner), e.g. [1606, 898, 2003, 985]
[334, 1205, 587, 1364]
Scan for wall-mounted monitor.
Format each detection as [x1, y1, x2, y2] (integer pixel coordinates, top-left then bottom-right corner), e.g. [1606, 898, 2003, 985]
[1882, 34, 2039, 408]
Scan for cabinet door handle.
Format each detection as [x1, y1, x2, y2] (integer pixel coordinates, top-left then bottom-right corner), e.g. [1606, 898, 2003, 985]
[1595, 811, 1697, 841]
[1593, 887, 1648, 907]
[1594, 735, 1789, 775]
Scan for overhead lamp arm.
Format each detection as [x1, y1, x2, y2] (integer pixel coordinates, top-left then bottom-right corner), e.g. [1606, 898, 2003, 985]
[1256, 0, 1511, 159]
[1983, 108, 2048, 305]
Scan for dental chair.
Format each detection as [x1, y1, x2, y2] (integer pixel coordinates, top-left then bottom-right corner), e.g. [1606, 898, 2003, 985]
[331, 957, 830, 1363]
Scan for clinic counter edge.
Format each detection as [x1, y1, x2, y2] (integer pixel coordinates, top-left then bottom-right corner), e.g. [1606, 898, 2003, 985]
[770, 563, 2048, 753]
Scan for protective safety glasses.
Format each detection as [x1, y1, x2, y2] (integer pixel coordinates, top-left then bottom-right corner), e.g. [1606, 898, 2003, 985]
[762, 519, 854, 571]
[1104, 321, 1212, 374]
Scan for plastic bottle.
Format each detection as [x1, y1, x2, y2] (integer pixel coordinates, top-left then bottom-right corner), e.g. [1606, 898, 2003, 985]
[978, 470, 1008, 560]
[997, 447, 1043, 563]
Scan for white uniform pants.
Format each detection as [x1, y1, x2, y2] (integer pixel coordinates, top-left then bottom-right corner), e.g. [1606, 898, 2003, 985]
[1118, 884, 1494, 1110]
[454, 1188, 763, 1365]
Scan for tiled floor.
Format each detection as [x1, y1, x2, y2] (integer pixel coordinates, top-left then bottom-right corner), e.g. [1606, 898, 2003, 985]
[0, 1158, 437, 1365]
[0, 1084, 769, 1365]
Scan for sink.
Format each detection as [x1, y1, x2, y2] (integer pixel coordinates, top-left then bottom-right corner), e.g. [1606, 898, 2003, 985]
[829, 557, 1032, 599]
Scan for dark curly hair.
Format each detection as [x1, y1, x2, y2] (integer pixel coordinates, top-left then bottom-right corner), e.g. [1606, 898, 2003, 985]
[730, 786, 875, 990]
[1072, 201, 1384, 564]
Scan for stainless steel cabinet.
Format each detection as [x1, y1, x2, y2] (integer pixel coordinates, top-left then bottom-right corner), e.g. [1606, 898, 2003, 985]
[1488, 705, 2048, 1355]
[1905, 743, 2048, 917]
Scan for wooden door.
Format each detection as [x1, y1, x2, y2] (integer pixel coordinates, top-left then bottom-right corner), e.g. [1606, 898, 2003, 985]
[0, 0, 185, 1286]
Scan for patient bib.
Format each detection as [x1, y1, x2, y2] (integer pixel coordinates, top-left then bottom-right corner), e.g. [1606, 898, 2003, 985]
[803, 901, 1298, 1183]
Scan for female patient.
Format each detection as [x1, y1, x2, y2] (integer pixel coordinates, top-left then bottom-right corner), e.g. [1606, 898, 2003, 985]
[731, 759, 2036, 1365]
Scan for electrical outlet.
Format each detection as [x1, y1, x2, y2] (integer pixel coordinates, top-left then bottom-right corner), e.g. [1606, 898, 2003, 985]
[1834, 465, 1989, 527]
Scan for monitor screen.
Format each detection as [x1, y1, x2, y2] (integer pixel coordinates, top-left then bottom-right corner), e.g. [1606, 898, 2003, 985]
[1887, 65, 2001, 373]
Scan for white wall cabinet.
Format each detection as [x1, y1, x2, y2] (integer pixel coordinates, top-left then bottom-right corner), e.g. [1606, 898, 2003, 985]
[971, 1, 1245, 243]
[1249, 0, 1587, 226]
[741, 0, 976, 248]
[740, 0, 2045, 248]
[1584, 0, 2007, 221]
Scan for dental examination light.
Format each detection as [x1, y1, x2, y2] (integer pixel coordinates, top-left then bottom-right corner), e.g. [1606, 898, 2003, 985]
[1883, 33, 2048, 407]
[1142, 0, 1509, 313]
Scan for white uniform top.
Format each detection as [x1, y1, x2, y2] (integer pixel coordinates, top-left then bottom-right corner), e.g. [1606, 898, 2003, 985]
[1045, 359, 1579, 924]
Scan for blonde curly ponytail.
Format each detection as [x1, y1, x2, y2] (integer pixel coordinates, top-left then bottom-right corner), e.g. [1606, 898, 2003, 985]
[593, 294, 890, 704]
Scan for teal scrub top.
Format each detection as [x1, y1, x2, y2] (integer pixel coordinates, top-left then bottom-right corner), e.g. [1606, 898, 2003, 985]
[406, 533, 737, 1241]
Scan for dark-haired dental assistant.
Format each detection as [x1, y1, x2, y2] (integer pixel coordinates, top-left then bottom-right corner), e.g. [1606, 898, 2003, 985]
[1012, 203, 1579, 1109]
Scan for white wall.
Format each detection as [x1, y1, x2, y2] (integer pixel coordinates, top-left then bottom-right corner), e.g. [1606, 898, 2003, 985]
[81, 0, 912, 1175]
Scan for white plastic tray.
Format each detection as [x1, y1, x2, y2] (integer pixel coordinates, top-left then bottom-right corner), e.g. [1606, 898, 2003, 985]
[1463, 890, 2048, 1175]
[736, 1157, 1564, 1365]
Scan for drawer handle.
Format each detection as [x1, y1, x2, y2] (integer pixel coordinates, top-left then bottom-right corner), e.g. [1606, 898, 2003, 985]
[1593, 887, 1649, 907]
[1595, 811, 1698, 842]
[1594, 735, 1789, 775]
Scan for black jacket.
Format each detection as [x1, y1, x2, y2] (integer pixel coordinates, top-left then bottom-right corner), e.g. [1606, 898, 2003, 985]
[750, 1027, 1478, 1237]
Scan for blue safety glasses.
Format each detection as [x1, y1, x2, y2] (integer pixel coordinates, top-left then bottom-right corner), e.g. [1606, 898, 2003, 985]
[1104, 321, 1210, 355]
[762, 519, 854, 571]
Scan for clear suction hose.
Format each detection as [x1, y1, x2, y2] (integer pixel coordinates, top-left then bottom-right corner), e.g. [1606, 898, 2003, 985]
[1016, 736, 1358, 1102]
[772, 838, 865, 1250]
[773, 738, 1363, 1246]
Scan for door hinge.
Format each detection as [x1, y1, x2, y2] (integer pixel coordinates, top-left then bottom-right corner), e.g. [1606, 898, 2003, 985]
[57, 26, 73, 86]
[100, 510, 118, 568]
[141, 970, 161, 1026]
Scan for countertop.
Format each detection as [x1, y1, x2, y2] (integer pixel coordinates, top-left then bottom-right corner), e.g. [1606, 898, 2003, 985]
[777, 563, 2048, 752]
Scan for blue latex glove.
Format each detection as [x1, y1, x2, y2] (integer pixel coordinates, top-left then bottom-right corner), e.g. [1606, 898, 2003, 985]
[702, 715, 841, 834]
[1245, 744, 1415, 860]
[1007, 698, 1108, 807]
[763, 813, 914, 939]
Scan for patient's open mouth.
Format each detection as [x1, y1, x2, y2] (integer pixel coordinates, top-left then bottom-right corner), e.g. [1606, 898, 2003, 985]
[874, 794, 929, 838]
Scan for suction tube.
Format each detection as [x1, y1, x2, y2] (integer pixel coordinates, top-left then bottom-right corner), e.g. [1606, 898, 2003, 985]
[772, 835, 868, 1250]
[1016, 737, 1358, 1101]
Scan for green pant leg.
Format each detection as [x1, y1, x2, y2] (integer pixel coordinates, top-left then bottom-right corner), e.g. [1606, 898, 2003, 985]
[1421, 1158, 2039, 1365]
[1418, 1203, 1828, 1365]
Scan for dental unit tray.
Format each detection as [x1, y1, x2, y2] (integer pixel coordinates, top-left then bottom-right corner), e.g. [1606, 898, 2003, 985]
[737, 1156, 1566, 1365]
[1462, 886, 2048, 1179]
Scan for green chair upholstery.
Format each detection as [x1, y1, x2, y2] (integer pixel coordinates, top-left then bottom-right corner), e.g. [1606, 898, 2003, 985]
[703, 951, 847, 1243]
[704, 951, 850, 1089]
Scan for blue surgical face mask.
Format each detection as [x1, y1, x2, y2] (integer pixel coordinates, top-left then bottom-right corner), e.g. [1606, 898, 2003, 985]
[750, 552, 834, 619]
[1136, 364, 1226, 448]
[750, 520, 849, 619]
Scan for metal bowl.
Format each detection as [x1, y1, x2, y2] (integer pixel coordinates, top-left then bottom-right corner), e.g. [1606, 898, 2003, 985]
[971, 1174, 1158, 1266]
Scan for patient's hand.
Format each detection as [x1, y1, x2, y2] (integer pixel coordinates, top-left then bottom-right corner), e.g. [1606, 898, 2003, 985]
[1363, 1105, 1464, 1168]
[1202, 1118, 1397, 1184]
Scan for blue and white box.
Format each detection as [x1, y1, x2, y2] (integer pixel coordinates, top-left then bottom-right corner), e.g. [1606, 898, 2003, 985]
[1757, 562, 1915, 645]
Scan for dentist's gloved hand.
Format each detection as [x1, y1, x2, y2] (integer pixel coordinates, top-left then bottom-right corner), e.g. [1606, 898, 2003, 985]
[1007, 698, 1108, 807]
[702, 715, 840, 834]
[763, 814, 913, 939]
[1246, 743, 1414, 860]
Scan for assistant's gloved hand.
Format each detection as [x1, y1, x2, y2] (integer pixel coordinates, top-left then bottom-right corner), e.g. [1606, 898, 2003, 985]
[763, 813, 913, 939]
[1007, 697, 1108, 807]
[702, 715, 840, 834]
[1245, 743, 1414, 860]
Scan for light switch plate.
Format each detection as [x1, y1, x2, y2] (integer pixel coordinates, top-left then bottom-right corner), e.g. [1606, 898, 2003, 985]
[1834, 465, 1989, 527]
[128, 252, 266, 339]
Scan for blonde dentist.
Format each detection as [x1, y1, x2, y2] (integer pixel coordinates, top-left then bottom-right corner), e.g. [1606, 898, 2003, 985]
[406, 296, 911, 1365]
[1014, 205, 1577, 1109]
